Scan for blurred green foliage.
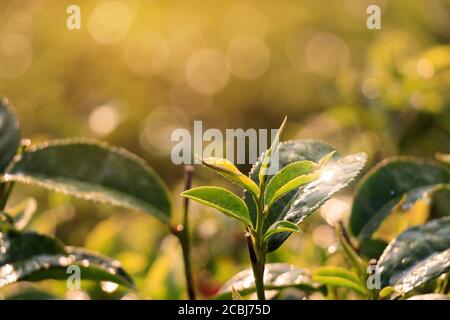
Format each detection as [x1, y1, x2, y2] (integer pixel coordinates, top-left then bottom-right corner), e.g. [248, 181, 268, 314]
[0, 0, 449, 299]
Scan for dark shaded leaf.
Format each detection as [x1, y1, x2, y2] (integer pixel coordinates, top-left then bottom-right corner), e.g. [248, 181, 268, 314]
[2, 140, 171, 223]
[216, 263, 316, 299]
[350, 158, 450, 237]
[359, 184, 449, 241]
[359, 238, 388, 260]
[0, 98, 20, 172]
[377, 217, 450, 296]
[0, 224, 134, 288]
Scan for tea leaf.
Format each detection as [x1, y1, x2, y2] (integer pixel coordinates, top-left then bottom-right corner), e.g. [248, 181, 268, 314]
[350, 158, 450, 237]
[5, 197, 37, 230]
[182, 186, 251, 226]
[267, 152, 366, 252]
[216, 263, 316, 299]
[0, 98, 20, 172]
[263, 160, 318, 210]
[0, 225, 134, 288]
[258, 116, 287, 186]
[202, 157, 259, 199]
[360, 184, 449, 242]
[312, 266, 367, 296]
[263, 221, 302, 243]
[1, 140, 172, 224]
[377, 217, 450, 296]
[244, 140, 365, 252]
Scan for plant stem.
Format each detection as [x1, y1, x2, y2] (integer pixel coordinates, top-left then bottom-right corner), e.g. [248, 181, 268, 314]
[245, 231, 266, 300]
[171, 165, 196, 300]
[246, 191, 267, 300]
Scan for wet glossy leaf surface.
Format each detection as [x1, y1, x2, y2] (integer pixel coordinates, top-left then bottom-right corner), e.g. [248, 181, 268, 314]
[245, 140, 337, 250]
[0, 224, 134, 288]
[216, 263, 316, 299]
[2, 140, 171, 223]
[377, 217, 450, 296]
[0, 98, 20, 172]
[253, 141, 366, 252]
[350, 158, 450, 237]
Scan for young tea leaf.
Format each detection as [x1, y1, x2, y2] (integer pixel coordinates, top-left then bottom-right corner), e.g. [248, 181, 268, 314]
[182, 186, 251, 226]
[266, 152, 367, 251]
[1, 140, 172, 224]
[258, 116, 287, 187]
[263, 160, 318, 210]
[202, 157, 259, 199]
[244, 140, 349, 251]
[262, 221, 302, 243]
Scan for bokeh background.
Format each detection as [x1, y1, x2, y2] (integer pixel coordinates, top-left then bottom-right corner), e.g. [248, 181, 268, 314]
[0, 0, 449, 299]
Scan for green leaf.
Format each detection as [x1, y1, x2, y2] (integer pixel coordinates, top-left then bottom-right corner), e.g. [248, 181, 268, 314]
[264, 160, 318, 210]
[313, 266, 367, 296]
[182, 186, 251, 226]
[350, 158, 450, 237]
[359, 238, 388, 260]
[258, 116, 287, 186]
[0, 225, 134, 288]
[267, 152, 366, 252]
[377, 217, 450, 296]
[245, 140, 366, 252]
[5, 197, 37, 230]
[1, 140, 171, 224]
[358, 184, 449, 241]
[201, 157, 259, 199]
[216, 263, 316, 299]
[263, 221, 302, 243]
[0, 98, 20, 172]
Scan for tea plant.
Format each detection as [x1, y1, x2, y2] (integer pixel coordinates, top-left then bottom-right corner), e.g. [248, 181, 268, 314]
[182, 117, 367, 299]
[1, 96, 448, 301]
[0, 97, 195, 298]
[313, 156, 450, 300]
